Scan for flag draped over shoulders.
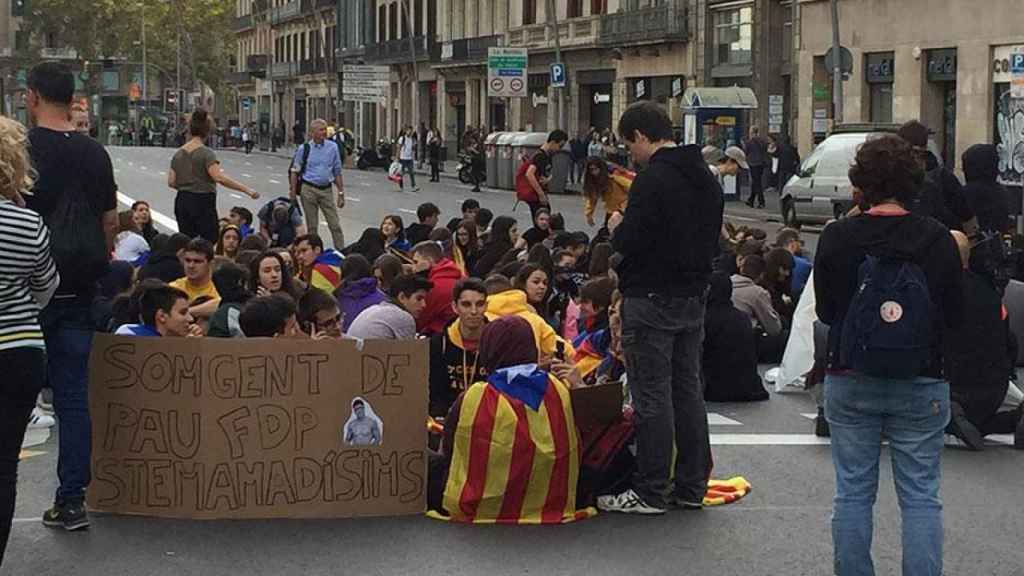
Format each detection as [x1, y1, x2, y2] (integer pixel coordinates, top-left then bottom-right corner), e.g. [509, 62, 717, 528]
[429, 367, 595, 524]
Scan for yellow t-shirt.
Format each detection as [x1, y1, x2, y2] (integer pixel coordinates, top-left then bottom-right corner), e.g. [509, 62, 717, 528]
[169, 277, 220, 303]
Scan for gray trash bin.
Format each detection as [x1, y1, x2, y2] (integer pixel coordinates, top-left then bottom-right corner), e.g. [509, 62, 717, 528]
[548, 143, 573, 195]
[497, 132, 522, 190]
[507, 132, 548, 191]
[485, 132, 505, 189]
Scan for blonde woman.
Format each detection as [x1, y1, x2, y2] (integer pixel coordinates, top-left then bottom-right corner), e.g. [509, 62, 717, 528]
[0, 116, 59, 567]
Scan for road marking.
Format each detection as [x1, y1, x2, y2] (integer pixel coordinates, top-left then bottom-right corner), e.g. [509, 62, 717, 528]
[139, 166, 147, 171]
[708, 414, 743, 426]
[231, 193, 244, 199]
[710, 433, 1014, 447]
[269, 179, 282, 184]
[116, 192, 178, 232]
[242, 173, 253, 178]
[398, 208, 416, 215]
[347, 196, 361, 202]
[245, 161, 253, 166]
[159, 171, 167, 176]
[114, 168, 121, 174]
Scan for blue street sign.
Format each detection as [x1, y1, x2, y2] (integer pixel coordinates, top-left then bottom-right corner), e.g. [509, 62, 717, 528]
[242, 98, 251, 111]
[550, 63, 566, 88]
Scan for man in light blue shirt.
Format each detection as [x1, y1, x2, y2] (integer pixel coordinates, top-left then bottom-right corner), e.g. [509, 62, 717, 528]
[290, 118, 346, 249]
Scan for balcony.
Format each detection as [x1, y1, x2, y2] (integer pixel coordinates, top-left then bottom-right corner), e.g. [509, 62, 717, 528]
[254, 0, 268, 12]
[441, 34, 502, 64]
[271, 61, 300, 79]
[316, 0, 335, 8]
[507, 16, 599, 50]
[270, 1, 301, 24]
[364, 36, 440, 64]
[299, 58, 335, 75]
[232, 13, 253, 32]
[598, 4, 688, 47]
[226, 70, 254, 84]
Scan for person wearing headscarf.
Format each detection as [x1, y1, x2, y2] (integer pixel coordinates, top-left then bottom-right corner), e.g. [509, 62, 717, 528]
[962, 144, 1011, 235]
[428, 316, 594, 524]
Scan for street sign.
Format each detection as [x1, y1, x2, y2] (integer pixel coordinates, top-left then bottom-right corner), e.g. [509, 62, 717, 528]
[343, 65, 389, 104]
[825, 46, 854, 75]
[1011, 49, 1024, 99]
[550, 63, 566, 88]
[672, 77, 683, 98]
[242, 98, 251, 111]
[488, 47, 528, 98]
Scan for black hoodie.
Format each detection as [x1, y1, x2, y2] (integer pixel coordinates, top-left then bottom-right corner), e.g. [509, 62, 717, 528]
[703, 273, 768, 402]
[962, 144, 1011, 234]
[814, 211, 964, 378]
[612, 144, 724, 298]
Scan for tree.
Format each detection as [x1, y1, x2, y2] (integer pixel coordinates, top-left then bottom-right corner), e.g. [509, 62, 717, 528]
[20, 0, 234, 100]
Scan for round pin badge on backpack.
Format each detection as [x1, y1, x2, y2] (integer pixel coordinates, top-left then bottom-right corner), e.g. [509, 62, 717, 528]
[880, 301, 903, 323]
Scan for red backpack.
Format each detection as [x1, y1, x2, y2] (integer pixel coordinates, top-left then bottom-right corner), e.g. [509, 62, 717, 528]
[514, 156, 539, 203]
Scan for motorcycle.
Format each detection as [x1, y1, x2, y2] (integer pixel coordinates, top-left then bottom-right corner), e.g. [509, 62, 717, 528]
[456, 152, 484, 185]
[356, 139, 394, 170]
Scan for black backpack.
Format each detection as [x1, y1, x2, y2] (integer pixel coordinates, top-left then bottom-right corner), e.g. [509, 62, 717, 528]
[43, 145, 109, 292]
[839, 254, 933, 379]
[289, 142, 311, 181]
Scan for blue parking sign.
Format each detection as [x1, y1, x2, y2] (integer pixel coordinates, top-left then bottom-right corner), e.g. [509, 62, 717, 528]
[550, 63, 566, 88]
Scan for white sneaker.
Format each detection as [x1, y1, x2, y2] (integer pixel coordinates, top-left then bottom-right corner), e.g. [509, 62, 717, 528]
[596, 489, 666, 515]
[28, 407, 55, 429]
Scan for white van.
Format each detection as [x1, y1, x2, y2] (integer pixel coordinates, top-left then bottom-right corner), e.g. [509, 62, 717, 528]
[779, 124, 940, 226]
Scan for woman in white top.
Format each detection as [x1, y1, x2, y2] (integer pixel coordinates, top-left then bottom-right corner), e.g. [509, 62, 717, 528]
[0, 116, 59, 567]
[113, 210, 150, 266]
[396, 126, 418, 192]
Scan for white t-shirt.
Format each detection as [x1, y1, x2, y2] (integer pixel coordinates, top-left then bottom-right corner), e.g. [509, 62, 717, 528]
[399, 135, 415, 161]
[114, 231, 150, 265]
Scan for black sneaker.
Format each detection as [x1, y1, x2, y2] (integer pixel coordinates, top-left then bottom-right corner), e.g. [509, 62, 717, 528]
[42, 501, 90, 531]
[947, 402, 984, 451]
[814, 408, 830, 438]
[670, 495, 704, 511]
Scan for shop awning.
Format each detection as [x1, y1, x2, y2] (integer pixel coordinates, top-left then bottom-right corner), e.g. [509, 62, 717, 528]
[682, 87, 758, 109]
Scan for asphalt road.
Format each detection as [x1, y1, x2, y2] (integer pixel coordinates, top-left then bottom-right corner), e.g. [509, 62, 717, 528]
[14, 147, 1020, 576]
[101, 145, 817, 254]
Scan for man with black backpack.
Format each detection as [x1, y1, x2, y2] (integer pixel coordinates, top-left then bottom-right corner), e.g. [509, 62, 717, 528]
[24, 62, 118, 532]
[814, 135, 964, 576]
[289, 118, 345, 249]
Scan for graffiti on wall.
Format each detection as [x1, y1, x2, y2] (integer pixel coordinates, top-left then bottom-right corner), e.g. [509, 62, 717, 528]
[995, 87, 1024, 187]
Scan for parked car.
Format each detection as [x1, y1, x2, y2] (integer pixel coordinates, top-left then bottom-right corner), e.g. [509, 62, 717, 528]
[779, 124, 941, 226]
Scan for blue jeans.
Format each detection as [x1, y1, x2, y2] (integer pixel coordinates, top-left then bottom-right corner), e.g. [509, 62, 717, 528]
[39, 299, 95, 505]
[825, 372, 950, 576]
[621, 293, 711, 508]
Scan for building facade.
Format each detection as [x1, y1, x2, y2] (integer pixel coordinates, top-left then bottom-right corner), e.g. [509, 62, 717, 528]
[796, 0, 1024, 186]
[232, 0, 338, 148]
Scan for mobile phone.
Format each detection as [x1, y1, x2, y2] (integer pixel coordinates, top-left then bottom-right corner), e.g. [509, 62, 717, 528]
[555, 341, 565, 362]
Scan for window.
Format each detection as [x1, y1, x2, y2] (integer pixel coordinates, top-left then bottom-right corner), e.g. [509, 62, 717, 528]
[780, 1, 792, 64]
[400, 1, 409, 37]
[379, 5, 386, 42]
[712, 5, 753, 66]
[414, 0, 423, 35]
[523, 0, 535, 25]
[389, 2, 398, 40]
[568, 0, 582, 18]
[591, 0, 606, 15]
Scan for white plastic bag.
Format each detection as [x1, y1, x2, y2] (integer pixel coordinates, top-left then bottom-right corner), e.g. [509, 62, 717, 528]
[774, 270, 818, 392]
[387, 160, 402, 183]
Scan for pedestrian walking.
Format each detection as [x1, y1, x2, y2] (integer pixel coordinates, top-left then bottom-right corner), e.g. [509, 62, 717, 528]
[169, 109, 259, 243]
[242, 124, 253, 154]
[23, 62, 117, 533]
[289, 119, 346, 250]
[428, 129, 442, 182]
[397, 126, 419, 192]
[598, 101, 723, 515]
[744, 126, 768, 208]
[814, 134, 964, 576]
[0, 115, 59, 566]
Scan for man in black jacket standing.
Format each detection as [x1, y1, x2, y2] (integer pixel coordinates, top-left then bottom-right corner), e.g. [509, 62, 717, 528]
[599, 101, 724, 514]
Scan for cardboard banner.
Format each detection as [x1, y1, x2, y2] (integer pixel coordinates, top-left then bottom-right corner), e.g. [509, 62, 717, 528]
[87, 335, 428, 519]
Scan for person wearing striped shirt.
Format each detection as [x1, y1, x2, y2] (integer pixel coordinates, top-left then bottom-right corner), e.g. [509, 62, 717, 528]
[0, 115, 59, 568]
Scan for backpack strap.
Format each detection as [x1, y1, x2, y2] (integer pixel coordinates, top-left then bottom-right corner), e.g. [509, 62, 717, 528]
[298, 142, 311, 178]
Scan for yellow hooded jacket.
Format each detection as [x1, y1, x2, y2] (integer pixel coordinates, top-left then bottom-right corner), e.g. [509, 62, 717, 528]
[485, 289, 575, 360]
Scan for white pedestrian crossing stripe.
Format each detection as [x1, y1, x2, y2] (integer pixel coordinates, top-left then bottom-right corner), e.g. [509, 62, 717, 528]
[707, 413, 743, 426]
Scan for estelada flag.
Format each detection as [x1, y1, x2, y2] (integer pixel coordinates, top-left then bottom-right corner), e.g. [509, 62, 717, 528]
[428, 368, 596, 524]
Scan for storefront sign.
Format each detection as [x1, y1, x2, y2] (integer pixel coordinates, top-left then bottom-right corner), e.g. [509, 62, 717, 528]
[532, 92, 549, 108]
[812, 83, 830, 101]
[715, 116, 736, 127]
[593, 93, 610, 104]
[927, 49, 957, 83]
[635, 79, 646, 99]
[865, 53, 895, 84]
[487, 47, 528, 98]
[672, 78, 684, 98]
[993, 45, 1024, 83]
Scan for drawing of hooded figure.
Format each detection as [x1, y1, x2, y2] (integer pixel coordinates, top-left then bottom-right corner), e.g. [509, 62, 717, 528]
[343, 397, 383, 446]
